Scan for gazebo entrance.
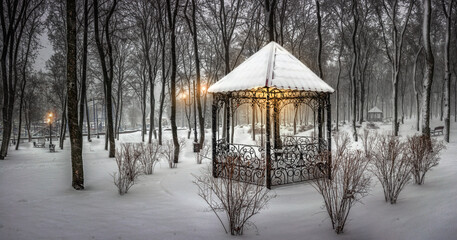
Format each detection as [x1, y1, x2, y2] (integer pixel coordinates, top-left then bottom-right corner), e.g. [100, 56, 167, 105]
[208, 42, 334, 189]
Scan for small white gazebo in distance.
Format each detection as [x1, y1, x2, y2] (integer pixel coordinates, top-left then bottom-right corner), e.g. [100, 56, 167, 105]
[367, 107, 383, 122]
[208, 42, 334, 189]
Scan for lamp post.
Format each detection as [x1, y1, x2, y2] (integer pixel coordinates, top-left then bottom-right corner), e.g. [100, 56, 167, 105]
[47, 112, 54, 145]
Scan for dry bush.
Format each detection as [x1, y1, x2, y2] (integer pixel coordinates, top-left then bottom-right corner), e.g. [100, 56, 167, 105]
[194, 164, 275, 235]
[138, 142, 161, 175]
[406, 135, 445, 185]
[161, 140, 176, 168]
[113, 143, 142, 195]
[370, 135, 411, 204]
[359, 129, 377, 158]
[334, 131, 351, 157]
[179, 137, 186, 151]
[312, 133, 371, 234]
[197, 141, 211, 164]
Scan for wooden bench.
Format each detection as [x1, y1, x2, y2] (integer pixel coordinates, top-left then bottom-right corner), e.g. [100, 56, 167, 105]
[431, 126, 444, 136]
[33, 141, 46, 148]
[49, 144, 56, 152]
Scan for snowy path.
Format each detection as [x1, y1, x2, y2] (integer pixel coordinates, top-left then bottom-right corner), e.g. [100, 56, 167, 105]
[1, 121, 457, 240]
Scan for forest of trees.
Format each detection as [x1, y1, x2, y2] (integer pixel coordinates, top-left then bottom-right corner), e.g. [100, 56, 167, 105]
[1, 0, 456, 189]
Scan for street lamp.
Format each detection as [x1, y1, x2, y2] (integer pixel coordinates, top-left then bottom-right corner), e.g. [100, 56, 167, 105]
[47, 112, 54, 145]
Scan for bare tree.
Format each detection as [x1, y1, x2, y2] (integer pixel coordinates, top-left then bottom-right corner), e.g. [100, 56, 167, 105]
[93, 0, 117, 157]
[67, 0, 84, 190]
[350, 0, 359, 141]
[165, 0, 181, 164]
[421, 0, 434, 138]
[412, 46, 423, 131]
[183, 0, 205, 148]
[0, 0, 44, 159]
[375, 0, 415, 136]
[442, 0, 455, 142]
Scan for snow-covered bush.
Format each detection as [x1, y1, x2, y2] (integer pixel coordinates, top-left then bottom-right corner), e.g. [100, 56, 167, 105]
[312, 133, 371, 234]
[370, 135, 411, 204]
[406, 135, 445, 185]
[179, 137, 186, 151]
[359, 129, 377, 158]
[197, 141, 211, 164]
[138, 142, 161, 175]
[194, 164, 275, 235]
[161, 140, 176, 168]
[113, 143, 142, 195]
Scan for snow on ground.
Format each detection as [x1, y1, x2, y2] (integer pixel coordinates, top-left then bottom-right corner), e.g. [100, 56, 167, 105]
[1, 119, 457, 240]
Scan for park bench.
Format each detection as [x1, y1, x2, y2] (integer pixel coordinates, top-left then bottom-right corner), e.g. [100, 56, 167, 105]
[49, 143, 56, 152]
[33, 139, 46, 148]
[431, 126, 444, 136]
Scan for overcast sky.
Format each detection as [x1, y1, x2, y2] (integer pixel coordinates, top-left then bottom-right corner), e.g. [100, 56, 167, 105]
[33, 28, 53, 72]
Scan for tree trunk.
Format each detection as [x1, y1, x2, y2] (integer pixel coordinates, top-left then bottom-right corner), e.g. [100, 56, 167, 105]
[67, 0, 84, 190]
[350, 0, 358, 141]
[413, 47, 423, 131]
[79, 0, 89, 143]
[442, 0, 454, 142]
[421, 0, 434, 138]
[60, 98, 67, 149]
[85, 95, 91, 141]
[166, 0, 180, 164]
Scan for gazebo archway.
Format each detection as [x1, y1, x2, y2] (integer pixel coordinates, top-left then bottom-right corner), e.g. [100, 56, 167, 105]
[208, 42, 334, 189]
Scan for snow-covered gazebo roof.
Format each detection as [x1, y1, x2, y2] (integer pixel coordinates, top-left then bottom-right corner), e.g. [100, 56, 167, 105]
[208, 41, 334, 93]
[368, 107, 382, 113]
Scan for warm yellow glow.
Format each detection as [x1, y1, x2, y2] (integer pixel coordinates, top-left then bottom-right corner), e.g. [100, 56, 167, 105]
[47, 118, 51, 124]
[201, 85, 207, 92]
[181, 93, 187, 100]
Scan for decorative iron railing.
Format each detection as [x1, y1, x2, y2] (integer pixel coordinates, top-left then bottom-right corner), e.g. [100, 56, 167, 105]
[270, 136, 327, 186]
[215, 139, 265, 185]
[214, 136, 328, 186]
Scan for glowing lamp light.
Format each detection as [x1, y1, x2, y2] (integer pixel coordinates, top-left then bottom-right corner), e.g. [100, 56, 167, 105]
[201, 85, 207, 92]
[47, 118, 51, 124]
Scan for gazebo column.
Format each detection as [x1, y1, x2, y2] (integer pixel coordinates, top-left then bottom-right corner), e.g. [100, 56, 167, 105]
[326, 93, 332, 180]
[265, 89, 272, 189]
[212, 95, 218, 178]
[273, 98, 281, 149]
[225, 95, 230, 143]
[317, 97, 323, 153]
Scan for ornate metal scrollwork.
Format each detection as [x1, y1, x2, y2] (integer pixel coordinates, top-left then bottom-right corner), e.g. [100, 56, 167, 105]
[270, 136, 328, 186]
[215, 139, 265, 185]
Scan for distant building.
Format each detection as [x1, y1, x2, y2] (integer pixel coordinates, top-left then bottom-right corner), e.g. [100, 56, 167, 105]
[367, 107, 383, 122]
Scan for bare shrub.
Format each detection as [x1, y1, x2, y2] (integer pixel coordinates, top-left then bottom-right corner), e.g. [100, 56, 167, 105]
[113, 143, 142, 195]
[370, 135, 411, 204]
[334, 131, 351, 157]
[406, 135, 445, 185]
[197, 141, 211, 164]
[139, 142, 161, 175]
[312, 133, 371, 234]
[161, 140, 176, 168]
[194, 164, 275, 235]
[359, 129, 377, 158]
[179, 137, 186, 151]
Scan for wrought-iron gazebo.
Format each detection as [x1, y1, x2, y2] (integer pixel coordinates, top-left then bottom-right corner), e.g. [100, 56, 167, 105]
[208, 42, 334, 189]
